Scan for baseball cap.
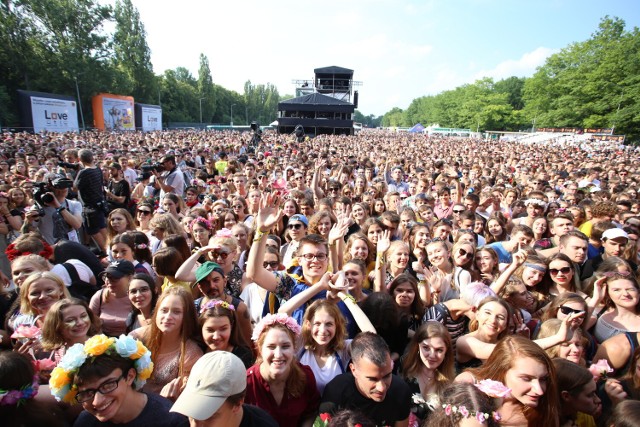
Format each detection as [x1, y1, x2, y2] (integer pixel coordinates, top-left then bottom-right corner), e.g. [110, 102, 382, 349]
[602, 228, 629, 241]
[289, 214, 309, 227]
[101, 260, 135, 279]
[195, 261, 225, 283]
[171, 352, 246, 420]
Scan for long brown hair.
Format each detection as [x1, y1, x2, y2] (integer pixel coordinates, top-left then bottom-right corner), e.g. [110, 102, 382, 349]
[144, 287, 198, 378]
[41, 298, 101, 350]
[401, 322, 454, 395]
[467, 335, 560, 427]
[301, 300, 347, 355]
[255, 323, 306, 398]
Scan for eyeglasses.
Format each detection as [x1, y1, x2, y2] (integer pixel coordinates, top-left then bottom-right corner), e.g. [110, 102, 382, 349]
[137, 210, 151, 215]
[263, 261, 280, 269]
[212, 251, 230, 260]
[299, 253, 328, 262]
[76, 375, 125, 403]
[559, 306, 584, 316]
[329, 187, 340, 192]
[288, 223, 304, 230]
[549, 267, 572, 276]
[128, 286, 151, 295]
[453, 209, 465, 214]
[458, 248, 474, 259]
[63, 312, 90, 328]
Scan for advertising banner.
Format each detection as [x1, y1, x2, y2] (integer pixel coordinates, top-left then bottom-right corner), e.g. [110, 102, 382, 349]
[30, 96, 79, 133]
[92, 94, 135, 131]
[141, 105, 162, 131]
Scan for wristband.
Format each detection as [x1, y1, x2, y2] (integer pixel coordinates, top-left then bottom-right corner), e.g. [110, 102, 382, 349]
[57, 207, 67, 214]
[253, 230, 266, 242]
[340, 293, 356, 304]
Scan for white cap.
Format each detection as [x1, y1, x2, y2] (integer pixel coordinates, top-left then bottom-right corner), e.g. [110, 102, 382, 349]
[602, 228, 629, 241]
[171, 352, 246, 420]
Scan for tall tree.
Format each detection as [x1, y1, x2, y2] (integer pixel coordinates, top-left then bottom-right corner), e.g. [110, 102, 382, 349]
[112, 0, 156, 103]
[197, 54, 215, 122]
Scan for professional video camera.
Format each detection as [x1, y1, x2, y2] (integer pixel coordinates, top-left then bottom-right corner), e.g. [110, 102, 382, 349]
[294, 125, 305, 143]
[141, 162, 164, 173]
[58, 161, 80, 170]
[32, 175, 74, 213]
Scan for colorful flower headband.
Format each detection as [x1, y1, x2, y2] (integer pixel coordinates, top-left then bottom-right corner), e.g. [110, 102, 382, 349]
[251, 313, 301, 341]
[200, 299, 235, 314]
[442, 404, 501, 424]
[524, 198, 547, 208]
[5, 241, 54, 262]
[49, 335, 154, 404]
[0, 375, 39, 406]
[215, 228, 233, 238]
[190, 217, 212, 231]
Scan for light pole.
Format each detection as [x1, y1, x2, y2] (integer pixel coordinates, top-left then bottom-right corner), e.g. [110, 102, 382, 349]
[230, 104, 236, 127]
[199, 97, 205, 124]
[74, 76, 85, 130]
[612, 89, 624, 135]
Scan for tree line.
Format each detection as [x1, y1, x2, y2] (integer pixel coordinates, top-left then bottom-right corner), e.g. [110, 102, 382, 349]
[380, 17, 640, 142]
[0, 0, 281, 128]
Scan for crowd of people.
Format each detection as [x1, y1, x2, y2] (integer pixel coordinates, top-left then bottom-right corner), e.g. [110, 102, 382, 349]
[1, 127, 640, 426]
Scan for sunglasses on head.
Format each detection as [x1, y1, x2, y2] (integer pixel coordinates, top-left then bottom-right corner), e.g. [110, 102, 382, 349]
[549, 266, 572, 276]
[288, 223, 304, 230]
[559, 306, 583, 315]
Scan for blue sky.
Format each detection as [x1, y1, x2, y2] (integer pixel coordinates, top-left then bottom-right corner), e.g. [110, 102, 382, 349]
[128, 0, 640, 116]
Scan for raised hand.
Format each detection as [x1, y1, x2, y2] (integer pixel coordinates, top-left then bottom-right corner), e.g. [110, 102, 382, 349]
[256, 193, 283, 232]
[377, 229, 391, 254]
[591, 277, 608, 304]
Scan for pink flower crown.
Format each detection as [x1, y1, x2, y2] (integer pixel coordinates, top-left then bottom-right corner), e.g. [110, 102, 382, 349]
[251, 313, 301, 341]
[442, 404, 501, 424]
[200, 299, 235, 314]
[190, 217, 212, 231]
[215, 228, 233, 238]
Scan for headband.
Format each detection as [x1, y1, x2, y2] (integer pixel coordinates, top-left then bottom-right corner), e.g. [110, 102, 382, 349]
[524, 263, 546, 273]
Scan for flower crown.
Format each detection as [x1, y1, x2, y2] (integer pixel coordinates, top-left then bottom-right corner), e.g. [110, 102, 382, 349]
[200, 299, 235, 314]
[0, 375, 39, 406]
[190, 216, 212, 231]
[442, 404, 501, 424]
[215, 228, 233, 238]
[524, 198, 547, 208]
[251, 313, 301, 341]
[49, 335, 154, 404]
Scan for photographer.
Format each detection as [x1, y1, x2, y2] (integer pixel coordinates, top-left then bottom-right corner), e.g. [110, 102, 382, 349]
[75, 148, 108, 251]
[153, 154, 185, 198]
[22, 173, 82, 244]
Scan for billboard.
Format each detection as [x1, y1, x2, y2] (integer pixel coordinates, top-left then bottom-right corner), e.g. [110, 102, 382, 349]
[135, 103, 162, 131]
[92, 93, 135, 131]
[17, 90, 79, 133]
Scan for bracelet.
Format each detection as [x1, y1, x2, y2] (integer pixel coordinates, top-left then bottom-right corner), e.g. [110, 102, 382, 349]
[376, 253, 385, 263]
[329, 240, 337, 247]
[253, 230, 266, 242]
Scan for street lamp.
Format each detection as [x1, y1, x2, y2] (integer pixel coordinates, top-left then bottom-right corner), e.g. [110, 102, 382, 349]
[230, 104, 236, 127]
[199, 97, 205, 124]
[73, 76, 85, 130]
[612, 89, 624, 135]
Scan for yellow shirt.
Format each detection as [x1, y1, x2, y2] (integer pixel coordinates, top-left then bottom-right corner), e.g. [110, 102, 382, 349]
[161, 277, 192, 293]
[579, 221, 593, 238]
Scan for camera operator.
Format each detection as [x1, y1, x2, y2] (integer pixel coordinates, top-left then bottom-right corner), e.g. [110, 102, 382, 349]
[105, 162, 131, 211]
[75, 148, 108, 252]
[22, 173, 82, 245]
[60, 148, 81, 180]
[153, 154, 185, 198]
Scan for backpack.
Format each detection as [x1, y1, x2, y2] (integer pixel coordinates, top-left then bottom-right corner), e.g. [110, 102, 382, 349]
[62, 262, 101, 302]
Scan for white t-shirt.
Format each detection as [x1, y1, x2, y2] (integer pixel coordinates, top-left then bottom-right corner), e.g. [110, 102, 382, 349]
[239, 283, 267, 327]
[51, 259, 95, 286]
[298, 341, 351, 394]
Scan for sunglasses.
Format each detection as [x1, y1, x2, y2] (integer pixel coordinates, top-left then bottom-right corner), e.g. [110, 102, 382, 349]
[549, 266, 572, 276]
[263, 261, 280, 269]
[211, 251, 230, 260]
[288, 223, 304, 230]
[458, 248, 474, 259]
[137, 210, 151, 215]
[453, 209, 465, 214]
[559, 306, 584, 316]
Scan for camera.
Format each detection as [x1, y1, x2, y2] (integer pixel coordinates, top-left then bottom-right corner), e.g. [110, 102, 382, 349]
[33, 177, 74, 206]
[141, 163, 163, 173]
[58, 161, 80, 170]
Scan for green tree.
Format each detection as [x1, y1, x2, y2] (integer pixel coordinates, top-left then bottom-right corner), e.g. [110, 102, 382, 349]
[197, 53, 215, 123]
[112, 0, 156, 103]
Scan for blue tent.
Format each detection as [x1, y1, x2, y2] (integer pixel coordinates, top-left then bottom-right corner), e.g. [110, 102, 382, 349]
[408, 123, 425, 133]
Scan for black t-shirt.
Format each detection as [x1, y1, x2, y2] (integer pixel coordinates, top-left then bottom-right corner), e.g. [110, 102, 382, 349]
[75, 166, 105, 207]
[108, 179, 131, 210]
[320, 372, 411, 426]
[239, 404, 279, 427]
[74, 392, 189, 427]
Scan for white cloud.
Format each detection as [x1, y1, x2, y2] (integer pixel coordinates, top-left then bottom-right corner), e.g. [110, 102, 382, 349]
[473, 47, 558, 80]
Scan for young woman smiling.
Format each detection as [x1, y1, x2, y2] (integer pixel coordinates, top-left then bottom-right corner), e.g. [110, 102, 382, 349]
[125, 274, 159, 333]
[245, 314, 320, 427]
